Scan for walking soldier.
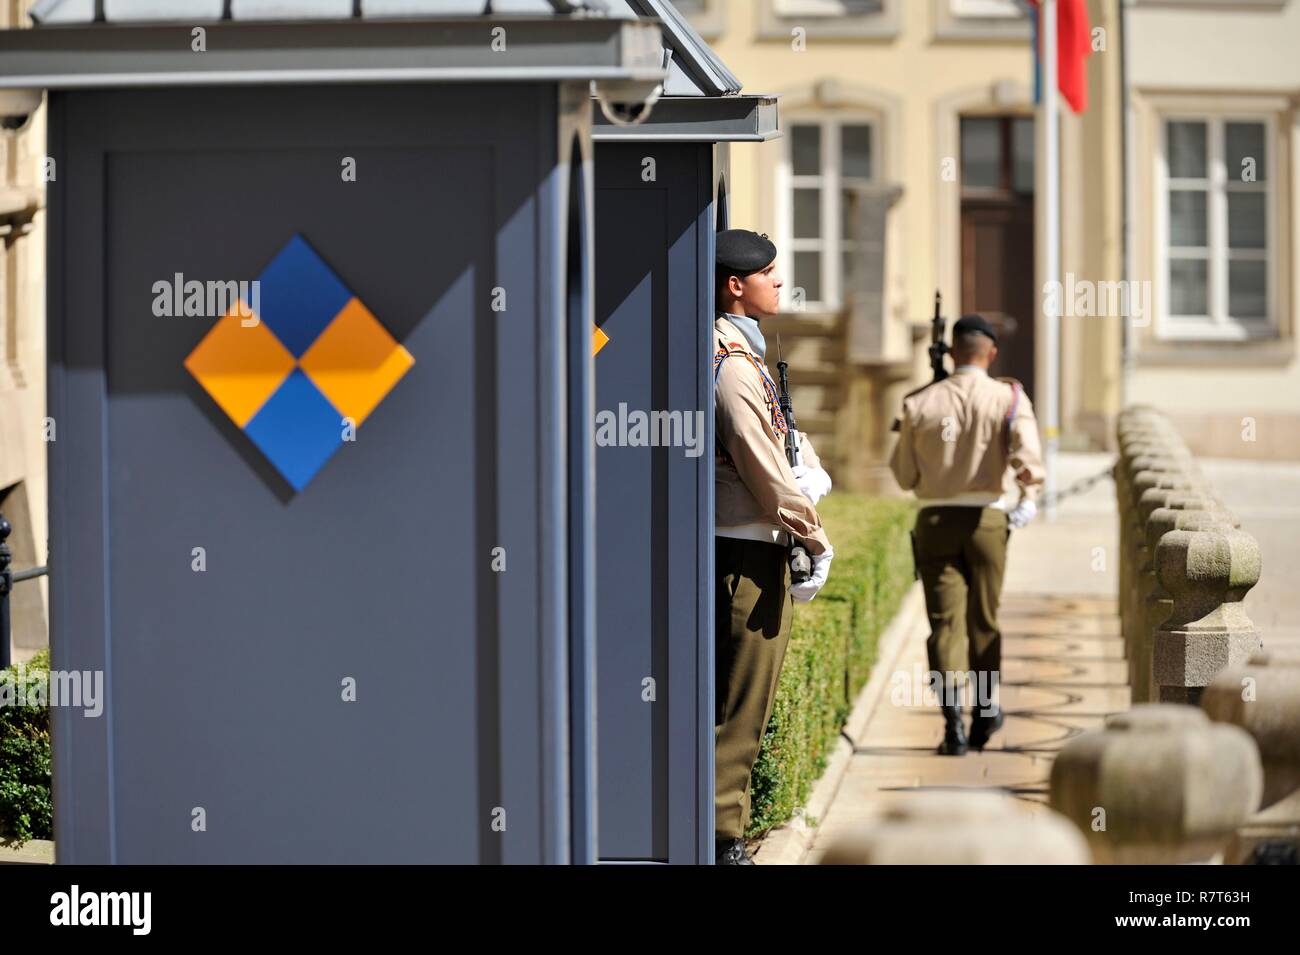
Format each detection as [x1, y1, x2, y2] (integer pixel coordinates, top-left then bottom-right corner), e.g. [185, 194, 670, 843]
[888, 314, 1045, 756]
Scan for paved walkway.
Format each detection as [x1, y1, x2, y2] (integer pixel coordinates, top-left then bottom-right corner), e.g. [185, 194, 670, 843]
[803, 452, 1129, 863]
[801, 450, 1300, 862]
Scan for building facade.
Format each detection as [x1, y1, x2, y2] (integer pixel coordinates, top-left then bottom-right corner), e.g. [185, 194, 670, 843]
[0, 0, 47, 658]
[681, 0, 1300, 481]
[1122, 0, 1300, 459]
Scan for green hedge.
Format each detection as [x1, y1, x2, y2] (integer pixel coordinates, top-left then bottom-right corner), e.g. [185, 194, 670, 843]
[746, 494, 915, 836]
[0, 648, 53, 847]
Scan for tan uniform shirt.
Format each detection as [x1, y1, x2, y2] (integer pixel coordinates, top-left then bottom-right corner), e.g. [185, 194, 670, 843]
[888, 367, 1045, 507]
[714, 315, 832, 556]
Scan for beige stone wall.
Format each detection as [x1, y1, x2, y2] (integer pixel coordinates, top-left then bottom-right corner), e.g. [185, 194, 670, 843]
[708, 0, 1035, 341]
[0, 0, 48, 648]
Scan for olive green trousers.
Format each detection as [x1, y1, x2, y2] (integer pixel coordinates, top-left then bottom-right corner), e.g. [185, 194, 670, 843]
[913, 506, 1009, 708]
[714, 536, 792, 840]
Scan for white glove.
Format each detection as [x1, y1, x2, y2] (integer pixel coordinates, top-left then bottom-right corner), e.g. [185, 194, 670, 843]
[789, 546, 833, 603]
[1008, 499, 1037, 530]
[791, 464, 832, 505]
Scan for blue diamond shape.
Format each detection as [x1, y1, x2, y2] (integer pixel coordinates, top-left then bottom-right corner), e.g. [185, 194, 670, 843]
[244, 369, 346, 492]
[255, 234, 354, 357]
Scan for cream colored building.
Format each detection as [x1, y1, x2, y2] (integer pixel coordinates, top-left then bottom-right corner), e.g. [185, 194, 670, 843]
[682, 0, 1300, 482]
[3, 1, 1298, 658]
[0, 0, 47, 657]
[1123, 0, 1300, 460]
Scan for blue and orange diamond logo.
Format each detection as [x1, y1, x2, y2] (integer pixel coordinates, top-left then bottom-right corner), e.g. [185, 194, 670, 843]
[184, 234, 414, 492]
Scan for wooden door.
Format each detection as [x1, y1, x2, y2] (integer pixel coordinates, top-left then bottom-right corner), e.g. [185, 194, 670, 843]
[959, 115, 1036, 401]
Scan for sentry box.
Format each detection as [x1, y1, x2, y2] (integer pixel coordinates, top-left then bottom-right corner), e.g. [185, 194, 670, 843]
[588, 4, 777, 864]
[0, 0, 664, 865]
[0, 0, 776, 865]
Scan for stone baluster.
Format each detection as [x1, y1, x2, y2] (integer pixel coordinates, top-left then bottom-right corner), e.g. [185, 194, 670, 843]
[1202, 650, 1300, 864]
[1139, 505, 1238, 703]
[819, 791, 1090, 865]
[1153, 525, 1262, 705]
[1118, 446, 1195, 643]
[1049, 704, 1262, 863]
[1123, 472, 1208, 691]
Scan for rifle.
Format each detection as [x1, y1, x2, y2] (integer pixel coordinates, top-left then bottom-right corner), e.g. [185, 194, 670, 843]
[776, 335, 812, 585]
[891, 290, 950, 433]
[926, 290, 950, 386]
[893, 292, 950, 580]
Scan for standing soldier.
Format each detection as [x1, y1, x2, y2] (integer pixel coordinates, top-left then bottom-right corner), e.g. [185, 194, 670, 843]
[888, 314, 1044, 756]
[713, 229, 834, 865]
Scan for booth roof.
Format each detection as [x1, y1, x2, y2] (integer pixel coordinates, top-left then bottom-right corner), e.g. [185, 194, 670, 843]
[29, 1, 622, 23]
[27, 0, 741, 97]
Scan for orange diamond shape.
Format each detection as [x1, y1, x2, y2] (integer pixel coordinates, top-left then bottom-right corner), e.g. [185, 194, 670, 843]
[183, 304, 296, 428]
[299, 297, 414, 425]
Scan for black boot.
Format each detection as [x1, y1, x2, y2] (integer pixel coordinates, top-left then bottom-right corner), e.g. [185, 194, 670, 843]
[936, 704, 968, 756]
[715, 837, 755, 865]
[969, 705, 1004, 752]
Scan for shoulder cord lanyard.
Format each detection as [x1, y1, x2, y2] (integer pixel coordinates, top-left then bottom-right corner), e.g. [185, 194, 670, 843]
[714, 342, 805, 566]
[713, 342, 789, 438]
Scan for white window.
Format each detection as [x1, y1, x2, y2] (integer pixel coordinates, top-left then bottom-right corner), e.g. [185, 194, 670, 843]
[950, 0, 1023, 17]
[780, 118, 877, 310]
[1158, 115, 1274, 339]
[774, 0, 882, 16]
[763, 0, 897, 39]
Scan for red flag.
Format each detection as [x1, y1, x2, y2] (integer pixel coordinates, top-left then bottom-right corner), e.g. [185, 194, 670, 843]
[1029, 0, 1092, 113]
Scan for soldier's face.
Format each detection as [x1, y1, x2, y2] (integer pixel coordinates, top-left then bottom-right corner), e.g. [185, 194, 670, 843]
[737, 262, 782, 318]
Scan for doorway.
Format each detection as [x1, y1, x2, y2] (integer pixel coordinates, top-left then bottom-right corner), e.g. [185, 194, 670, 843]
[959, 114, 1036, 401]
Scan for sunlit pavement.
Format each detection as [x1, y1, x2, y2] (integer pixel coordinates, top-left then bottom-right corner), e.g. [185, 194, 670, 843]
[801, 450, 1300, 863]
[803, 453, 1127, 863]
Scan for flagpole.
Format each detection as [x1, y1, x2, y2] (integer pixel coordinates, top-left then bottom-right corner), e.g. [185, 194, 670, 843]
[1041, 0, 1060, 520]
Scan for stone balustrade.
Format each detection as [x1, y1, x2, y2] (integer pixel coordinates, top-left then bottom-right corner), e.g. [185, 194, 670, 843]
[1050, 407, 1277, 864]
[1114, 407, 1262, 705]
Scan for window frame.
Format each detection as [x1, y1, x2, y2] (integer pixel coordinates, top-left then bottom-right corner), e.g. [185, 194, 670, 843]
[777, 113, 879, 312]
[949, 0, 1023, 14]
[959, 114, 1035, 198]
[758, 0, 899, 41]
[773, 0, 884, 16]
[1155, 110, 1277, 341]
[933, 0, 1032, 41]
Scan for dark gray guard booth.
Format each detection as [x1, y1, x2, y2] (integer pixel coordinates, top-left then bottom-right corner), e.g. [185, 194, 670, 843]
[589, 1, 778, 864]
[0, 3, 665, 864]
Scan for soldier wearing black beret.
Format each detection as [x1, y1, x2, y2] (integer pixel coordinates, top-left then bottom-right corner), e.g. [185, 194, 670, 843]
[712, 229, 835, 864]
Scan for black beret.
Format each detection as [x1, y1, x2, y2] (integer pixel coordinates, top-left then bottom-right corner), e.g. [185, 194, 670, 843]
[953, 313, 998, 345]
[716, 229, 777, 275]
